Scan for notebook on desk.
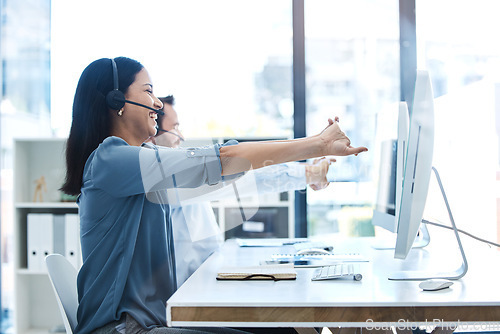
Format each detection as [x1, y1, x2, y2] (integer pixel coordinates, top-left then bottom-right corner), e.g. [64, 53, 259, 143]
[216, 263, 297, 281]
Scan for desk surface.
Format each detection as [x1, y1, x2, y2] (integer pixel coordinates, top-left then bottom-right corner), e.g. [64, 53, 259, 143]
[166, 236, 500, 328]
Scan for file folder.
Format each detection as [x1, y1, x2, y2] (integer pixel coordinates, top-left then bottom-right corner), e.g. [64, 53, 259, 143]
[27, 213, 42, 271]
[53, 214, 66, 256]
[27, 213, 53, 271]
[27, 213, 82, 271]
[65, 213, 81, 269]
[39, 213, 54, 264]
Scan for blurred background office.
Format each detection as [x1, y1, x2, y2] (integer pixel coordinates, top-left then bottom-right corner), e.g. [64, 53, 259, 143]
[0, 0, 499, 332]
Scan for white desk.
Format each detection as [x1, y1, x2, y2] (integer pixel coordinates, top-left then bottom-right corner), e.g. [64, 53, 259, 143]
[166, 236, 500, 330]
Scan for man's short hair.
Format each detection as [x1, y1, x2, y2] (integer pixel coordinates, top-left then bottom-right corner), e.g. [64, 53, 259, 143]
[159, 95, 175, 108]
[157, 95, 175, 121]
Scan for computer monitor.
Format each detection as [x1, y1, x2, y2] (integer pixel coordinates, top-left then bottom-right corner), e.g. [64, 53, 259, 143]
[394, 70, 435, 260]
[389, 70, 468, 280]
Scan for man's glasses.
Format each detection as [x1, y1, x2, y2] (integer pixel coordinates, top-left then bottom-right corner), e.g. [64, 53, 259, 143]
[156, 127, 185, 141]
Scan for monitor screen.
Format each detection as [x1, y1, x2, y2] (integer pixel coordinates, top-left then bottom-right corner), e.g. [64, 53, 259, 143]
[372, 102, 409, 234]
[375, 139, 397, 217]
[394, 70, 435, 260]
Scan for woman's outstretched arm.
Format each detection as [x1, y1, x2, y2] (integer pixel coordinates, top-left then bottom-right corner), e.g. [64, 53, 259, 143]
[219, 118, 367, 175]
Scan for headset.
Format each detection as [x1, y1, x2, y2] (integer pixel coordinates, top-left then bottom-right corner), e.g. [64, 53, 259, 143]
[105, 58, 164, 115]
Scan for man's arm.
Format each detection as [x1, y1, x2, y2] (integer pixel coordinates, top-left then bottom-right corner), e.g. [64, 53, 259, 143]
[176, 159, 333, 205]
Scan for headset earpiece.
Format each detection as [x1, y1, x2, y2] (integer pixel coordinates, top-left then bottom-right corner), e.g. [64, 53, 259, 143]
[105, 58, 126, 110]
[106, 89, 125, 110]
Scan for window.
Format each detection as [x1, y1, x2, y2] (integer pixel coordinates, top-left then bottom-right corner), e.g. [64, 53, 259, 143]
[304, 0, 400, 237]
[51, 0, 293, 139]
[416, 0, 500, 244]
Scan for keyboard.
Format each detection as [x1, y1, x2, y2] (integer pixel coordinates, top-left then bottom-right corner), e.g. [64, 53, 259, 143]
[311, 264, 363, 281]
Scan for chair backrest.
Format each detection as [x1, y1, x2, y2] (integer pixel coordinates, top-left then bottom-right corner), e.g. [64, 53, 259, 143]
[45, 254, 78, 333]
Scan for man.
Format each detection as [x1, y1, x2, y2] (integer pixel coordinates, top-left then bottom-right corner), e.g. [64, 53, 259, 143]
[152, 95, 334, 286]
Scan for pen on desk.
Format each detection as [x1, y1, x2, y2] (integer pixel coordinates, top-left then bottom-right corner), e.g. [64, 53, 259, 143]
[282, 241, 334, 250]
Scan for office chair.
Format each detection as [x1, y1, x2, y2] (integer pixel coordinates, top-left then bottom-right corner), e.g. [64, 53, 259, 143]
[45, 254, 78, 333]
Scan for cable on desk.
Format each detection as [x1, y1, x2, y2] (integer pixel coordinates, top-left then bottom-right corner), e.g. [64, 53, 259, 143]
[422, 219, 500, 248]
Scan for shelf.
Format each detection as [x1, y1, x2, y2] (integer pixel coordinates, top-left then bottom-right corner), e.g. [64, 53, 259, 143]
[15, 202, 78, 209]
[14, 138, 73, 333]
[23, 322, 66, 334]
[17, 269, 48, 275]
[23, 327, 58, 334]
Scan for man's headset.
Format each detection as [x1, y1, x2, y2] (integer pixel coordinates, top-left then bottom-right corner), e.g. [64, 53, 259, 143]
[105, 58, 164, 115]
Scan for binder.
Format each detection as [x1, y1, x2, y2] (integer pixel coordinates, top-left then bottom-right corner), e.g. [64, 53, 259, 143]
[27, 213, 42, 271]
[65, 213, 81, 269]
[27, 213, 54, 271]
[27, 213, 81, 271]
[39, 213, 54, 265]
[53, 214, 66, 256]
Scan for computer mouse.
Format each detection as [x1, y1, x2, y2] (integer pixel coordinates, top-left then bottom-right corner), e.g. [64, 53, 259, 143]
[419, 279, 454, 291]
[296, 248, 331, 255]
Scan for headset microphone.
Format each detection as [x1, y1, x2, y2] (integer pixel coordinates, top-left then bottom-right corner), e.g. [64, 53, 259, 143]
[105, 58, 164, 116]
[124, 100, 165, 115]
[155, 126, 185, 141]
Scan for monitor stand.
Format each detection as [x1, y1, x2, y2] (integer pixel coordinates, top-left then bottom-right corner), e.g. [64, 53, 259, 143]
[388, 166, 468, 281]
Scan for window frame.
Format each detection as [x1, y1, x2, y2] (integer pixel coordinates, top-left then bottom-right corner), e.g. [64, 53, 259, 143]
[293, 0, 415, 236]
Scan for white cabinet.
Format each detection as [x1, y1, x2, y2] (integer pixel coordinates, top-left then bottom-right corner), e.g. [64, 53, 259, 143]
[14, 138, 78, 334]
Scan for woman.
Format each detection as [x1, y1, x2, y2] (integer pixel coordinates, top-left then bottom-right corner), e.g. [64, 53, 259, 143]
[61, 57, 367, 334]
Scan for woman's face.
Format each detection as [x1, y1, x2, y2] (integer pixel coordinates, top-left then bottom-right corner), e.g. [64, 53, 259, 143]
[122, 68, 163, 140]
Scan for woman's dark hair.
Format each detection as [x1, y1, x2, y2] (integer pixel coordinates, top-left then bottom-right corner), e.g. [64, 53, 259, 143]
[61, 57, 144, 195]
